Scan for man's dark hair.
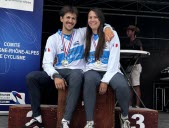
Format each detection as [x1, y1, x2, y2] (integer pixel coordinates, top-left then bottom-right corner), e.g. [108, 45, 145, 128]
[127, 25, 140, 36]
[59, 6, 79, 17]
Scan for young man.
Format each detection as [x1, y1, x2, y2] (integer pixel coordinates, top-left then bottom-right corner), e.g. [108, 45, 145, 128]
[23, 6, 113, 128]
[125, 25, 143, 108]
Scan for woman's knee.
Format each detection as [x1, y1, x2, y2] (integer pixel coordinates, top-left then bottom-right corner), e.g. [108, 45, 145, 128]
[83, 71, 101, 90]
[110, 73, 129, 88]
[84, 71, 100, 81]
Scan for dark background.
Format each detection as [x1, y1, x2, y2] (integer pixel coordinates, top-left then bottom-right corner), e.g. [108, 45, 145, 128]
[41, 0, 169, 109]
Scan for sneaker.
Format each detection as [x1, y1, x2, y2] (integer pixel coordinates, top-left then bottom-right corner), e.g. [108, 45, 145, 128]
[120, 116, 130, 128]
[23, 118, 44, 128]
[84, 121, 94, 128]
[61, 120, 70, 128]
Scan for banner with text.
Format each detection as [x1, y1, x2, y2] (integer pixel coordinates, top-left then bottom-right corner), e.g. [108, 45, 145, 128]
[0, 0, 43, 113]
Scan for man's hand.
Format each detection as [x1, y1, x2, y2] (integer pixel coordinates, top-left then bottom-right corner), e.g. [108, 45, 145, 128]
[54, 78, 67, 90]
[99, 82, 108, 95]
[104, 27, 114, 42]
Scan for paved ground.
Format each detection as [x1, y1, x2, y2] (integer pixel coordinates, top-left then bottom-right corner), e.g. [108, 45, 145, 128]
[158, 111, 169, 128]
[0, 116, 8, 128]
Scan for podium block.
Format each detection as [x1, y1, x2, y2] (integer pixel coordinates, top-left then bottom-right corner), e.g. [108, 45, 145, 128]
[57, 87, 115, 128]
[115, 107, 158, 128]
[8, 104, 57, 128]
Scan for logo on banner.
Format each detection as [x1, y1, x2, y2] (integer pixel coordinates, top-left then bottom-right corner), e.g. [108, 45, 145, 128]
[10, 91, 26, 104]
[0, 91, 25, 104]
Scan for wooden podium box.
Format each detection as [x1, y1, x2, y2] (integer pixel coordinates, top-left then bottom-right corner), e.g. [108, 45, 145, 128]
[8, 104, 57, 128]
[115, 107, 158, 128]
[57, 87, 115, 128]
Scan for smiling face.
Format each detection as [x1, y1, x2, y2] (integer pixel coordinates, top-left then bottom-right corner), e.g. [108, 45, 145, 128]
[88, 10, 101, 34]
[60, 12, 77, 34]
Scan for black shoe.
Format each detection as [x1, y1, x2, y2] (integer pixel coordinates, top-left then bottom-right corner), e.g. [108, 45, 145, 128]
[23, 118, 44, 128]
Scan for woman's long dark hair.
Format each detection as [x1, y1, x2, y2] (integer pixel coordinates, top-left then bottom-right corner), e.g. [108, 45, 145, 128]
[84, 8, 105, 61]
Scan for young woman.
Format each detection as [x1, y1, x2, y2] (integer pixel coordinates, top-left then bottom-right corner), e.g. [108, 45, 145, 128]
[83, 8, 131, 128]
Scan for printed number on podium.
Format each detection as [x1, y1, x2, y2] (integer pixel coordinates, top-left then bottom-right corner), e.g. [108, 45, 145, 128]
[131, 114, 145, 128]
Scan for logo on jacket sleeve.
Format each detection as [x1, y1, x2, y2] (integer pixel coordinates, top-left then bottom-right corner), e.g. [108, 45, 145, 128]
[45, 47, 50, 52]
[113, 43, 118, 47]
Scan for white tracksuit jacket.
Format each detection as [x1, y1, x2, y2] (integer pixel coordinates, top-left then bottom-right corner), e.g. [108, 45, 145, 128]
[42, 28, 86, 79]
[85, 30, 121, 84]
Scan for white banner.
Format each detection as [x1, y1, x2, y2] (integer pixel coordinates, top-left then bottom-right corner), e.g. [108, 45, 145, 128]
[0, 0, 34, 12]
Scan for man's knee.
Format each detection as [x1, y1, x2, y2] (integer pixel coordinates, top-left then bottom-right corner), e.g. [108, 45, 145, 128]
[26, 71, 37, 80]
[70, 69, 84, 80]
[67, 70, 84, 88]
[26, 71, 47, 86]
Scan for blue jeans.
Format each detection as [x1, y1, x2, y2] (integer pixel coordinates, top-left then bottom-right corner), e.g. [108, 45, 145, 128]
[83, 70, 130, 121]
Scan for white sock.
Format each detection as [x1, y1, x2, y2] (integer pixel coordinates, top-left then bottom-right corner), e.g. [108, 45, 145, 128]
[62, 118, 70, 124]
[87, 121, 94, 125]
[121, 114, 128, 120]
[34, 115, 42, 123]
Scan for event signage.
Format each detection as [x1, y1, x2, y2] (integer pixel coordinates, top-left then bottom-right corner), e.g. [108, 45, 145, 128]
[0, 0, 34, 12]
[0, 0, 43, 114]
